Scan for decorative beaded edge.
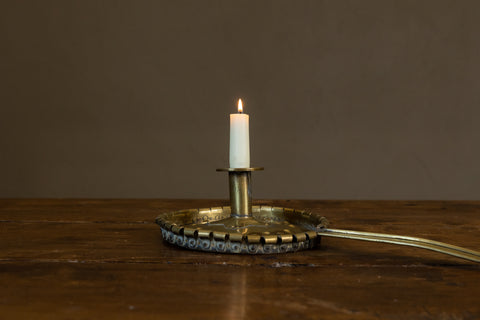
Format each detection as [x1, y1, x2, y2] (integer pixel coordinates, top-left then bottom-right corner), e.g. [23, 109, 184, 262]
[160, 228, 319, 254]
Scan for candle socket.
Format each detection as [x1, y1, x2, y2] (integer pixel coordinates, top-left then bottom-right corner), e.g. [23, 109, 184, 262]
[217, 167, 264, 218]
[229, 171, 251, 217]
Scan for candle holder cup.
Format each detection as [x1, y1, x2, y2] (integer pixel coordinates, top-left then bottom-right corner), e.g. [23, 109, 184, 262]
[218, 167, 261, 218]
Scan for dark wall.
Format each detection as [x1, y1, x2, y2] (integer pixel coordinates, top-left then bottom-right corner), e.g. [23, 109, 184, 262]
[1, 0, 479, 199]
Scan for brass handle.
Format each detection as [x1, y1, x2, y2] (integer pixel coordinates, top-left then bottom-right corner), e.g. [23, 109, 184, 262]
[317, 228, 480, 263]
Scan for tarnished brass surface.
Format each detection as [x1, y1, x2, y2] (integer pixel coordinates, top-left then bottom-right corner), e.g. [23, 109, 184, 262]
[218, 167, 264, 218]
[155, 206, 326, 254]
[229, 172, 251, 217]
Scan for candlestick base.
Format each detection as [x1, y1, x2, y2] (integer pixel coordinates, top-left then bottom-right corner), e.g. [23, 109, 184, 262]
[156, 206, 480, 262]
[155, 166, 480, 262]
[156, 206, 326, 254]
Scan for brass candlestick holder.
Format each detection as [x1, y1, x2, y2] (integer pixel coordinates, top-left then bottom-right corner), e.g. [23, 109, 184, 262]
[156, 167, 480, 262]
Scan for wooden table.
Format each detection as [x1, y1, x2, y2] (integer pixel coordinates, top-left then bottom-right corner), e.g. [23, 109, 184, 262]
[1, 199, 479, 319]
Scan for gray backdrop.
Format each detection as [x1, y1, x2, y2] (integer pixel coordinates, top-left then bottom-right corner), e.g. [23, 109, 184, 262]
[1, 0, 479, 199]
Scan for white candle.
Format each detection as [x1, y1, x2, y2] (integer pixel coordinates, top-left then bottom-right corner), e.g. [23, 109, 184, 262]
[229, 99, 250, 168]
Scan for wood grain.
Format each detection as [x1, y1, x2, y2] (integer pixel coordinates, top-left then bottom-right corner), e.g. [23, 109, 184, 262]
[1, 199, 479, 319]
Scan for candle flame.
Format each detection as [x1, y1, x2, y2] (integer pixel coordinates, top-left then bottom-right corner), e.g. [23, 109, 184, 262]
[237, 99, 243, 113]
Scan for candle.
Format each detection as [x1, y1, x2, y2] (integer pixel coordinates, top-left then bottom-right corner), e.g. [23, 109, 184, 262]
[229, 99, 250, 168]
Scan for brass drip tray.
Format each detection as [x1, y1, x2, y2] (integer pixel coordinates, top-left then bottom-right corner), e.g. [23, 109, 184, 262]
[156, 206, 328, 254]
